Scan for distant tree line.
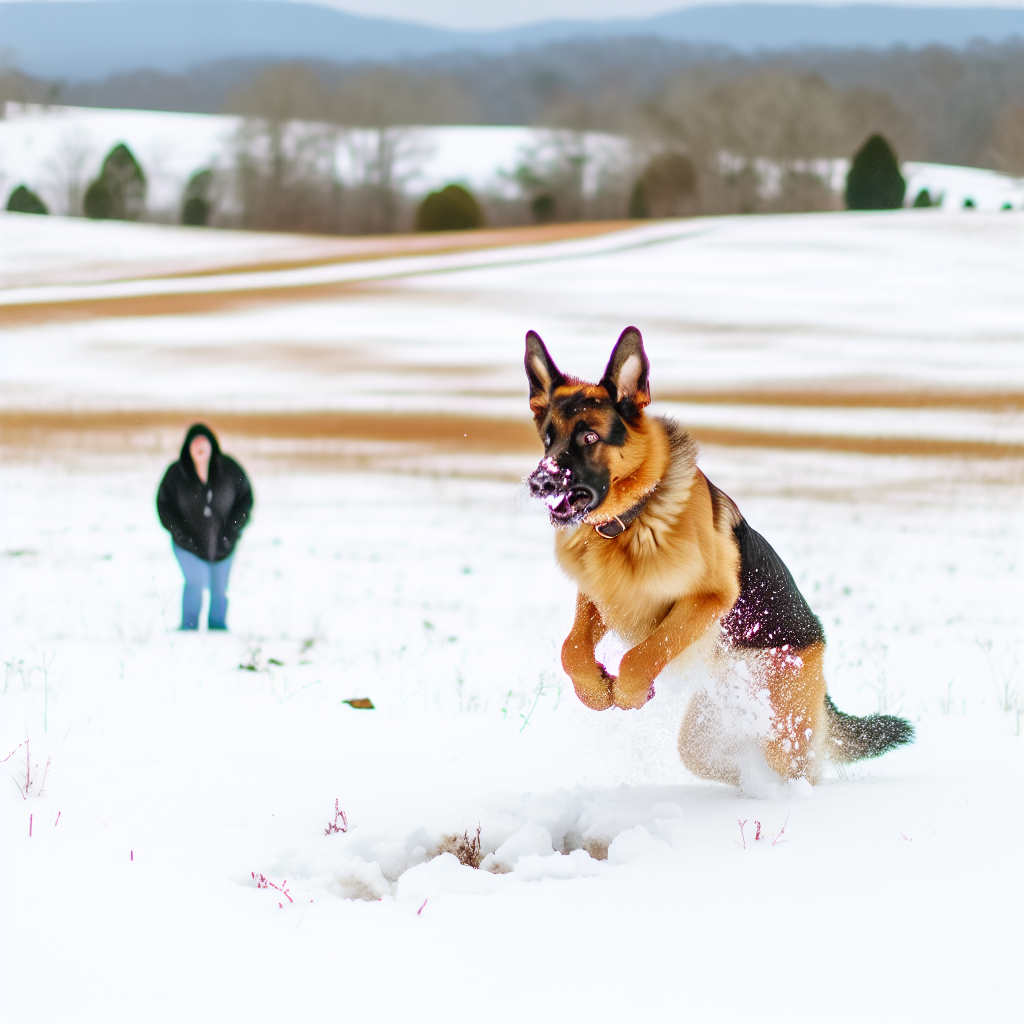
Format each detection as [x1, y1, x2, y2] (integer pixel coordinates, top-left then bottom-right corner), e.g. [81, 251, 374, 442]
[3, 37, 1021, 171]
[211, 56, 1016, 227]
[3, 128, 933, 230]
[3, 36, 1021, 231]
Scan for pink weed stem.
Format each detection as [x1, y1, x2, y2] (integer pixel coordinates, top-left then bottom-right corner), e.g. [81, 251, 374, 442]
[417, 899, 427, 915]
[252, 872, 293, 903]
[772, 812, 791, 846]
[29, 813, 32, 837]
[1, 740, 27, 764]
[325, 798, 348, 835]
[736, 819, 747, 850]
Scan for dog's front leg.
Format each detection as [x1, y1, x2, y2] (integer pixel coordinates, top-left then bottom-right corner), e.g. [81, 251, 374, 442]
[612, 594, 726, 710]
[561, 593, 614, 710]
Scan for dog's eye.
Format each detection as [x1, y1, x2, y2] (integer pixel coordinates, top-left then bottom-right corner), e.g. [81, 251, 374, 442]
[545, 430, 554, 447]
[579, 431, 600, 446]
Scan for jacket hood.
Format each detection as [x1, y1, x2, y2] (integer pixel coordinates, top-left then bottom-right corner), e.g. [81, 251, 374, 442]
[179, 424, 222, 477]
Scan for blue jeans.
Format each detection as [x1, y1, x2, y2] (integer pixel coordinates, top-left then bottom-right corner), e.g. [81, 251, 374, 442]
[172, 543, 234, 630]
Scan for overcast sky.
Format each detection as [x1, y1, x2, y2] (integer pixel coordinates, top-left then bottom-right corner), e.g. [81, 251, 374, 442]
[311, 0, 1022, 30]
[21, 0, 1021, 30]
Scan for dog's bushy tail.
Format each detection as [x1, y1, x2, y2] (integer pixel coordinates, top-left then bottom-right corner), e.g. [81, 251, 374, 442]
[824, 694, 914, 764]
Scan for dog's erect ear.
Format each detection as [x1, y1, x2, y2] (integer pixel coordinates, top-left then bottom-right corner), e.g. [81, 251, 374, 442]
[601, 326, 651, 418]
[525, 331, 564, 413]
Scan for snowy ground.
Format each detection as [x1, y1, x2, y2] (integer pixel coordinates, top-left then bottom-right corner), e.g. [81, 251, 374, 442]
[1, 209, 1022, 1022]
[3, 212, 1022, 421]
[1, 447, 1021, 1023]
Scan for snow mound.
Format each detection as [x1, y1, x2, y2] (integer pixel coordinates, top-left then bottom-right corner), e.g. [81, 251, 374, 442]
[271, 782, 792, 901]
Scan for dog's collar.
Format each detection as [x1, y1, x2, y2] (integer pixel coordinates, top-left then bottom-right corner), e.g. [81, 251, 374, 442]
[591, 488, 656, 539]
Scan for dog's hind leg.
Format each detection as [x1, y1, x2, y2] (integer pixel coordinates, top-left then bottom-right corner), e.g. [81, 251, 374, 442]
[759, 642, 829, 783]
[678, 645, 829, 785]
[678, 689, 742, 786]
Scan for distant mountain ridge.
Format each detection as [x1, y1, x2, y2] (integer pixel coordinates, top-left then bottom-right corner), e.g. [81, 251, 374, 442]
[1, 1, 1022, 80]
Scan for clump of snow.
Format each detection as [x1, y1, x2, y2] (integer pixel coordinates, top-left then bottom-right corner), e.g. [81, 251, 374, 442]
[607, 825, 670, 864]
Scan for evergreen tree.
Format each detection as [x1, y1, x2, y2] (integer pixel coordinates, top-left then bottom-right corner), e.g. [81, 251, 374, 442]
[628, 180, 648, 219]
[416, 184, 484, 232]
[530, 194, 556, 223]
[82, 178, 112, 219]
[845, 134, 906, 210]
[181, 169, 214, 226]
[912, 188, 933, 208]
[84, 143, 147, 220]
[6, 184, 48, 214]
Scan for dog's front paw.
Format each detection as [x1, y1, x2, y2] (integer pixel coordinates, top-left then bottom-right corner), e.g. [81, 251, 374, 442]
[573, 666, 614, 710]
[611, 680, 655, 710]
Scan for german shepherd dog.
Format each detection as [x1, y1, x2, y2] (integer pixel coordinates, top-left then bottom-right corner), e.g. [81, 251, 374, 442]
[526, 326, 913, 786]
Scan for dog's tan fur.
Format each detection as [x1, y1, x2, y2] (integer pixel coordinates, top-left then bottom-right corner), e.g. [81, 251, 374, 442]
[555, 416, 830, 779]
[526, 328, 916, 784]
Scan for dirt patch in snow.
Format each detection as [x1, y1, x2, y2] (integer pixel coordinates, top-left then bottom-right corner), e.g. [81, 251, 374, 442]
[2, 409, 1022, 461]
[0, 220, 634, 326]
[0, 279, 378, 326]
[659, 387, 1024, 413]
[155, 221, 635, 279]
[0, 409, 541, 454]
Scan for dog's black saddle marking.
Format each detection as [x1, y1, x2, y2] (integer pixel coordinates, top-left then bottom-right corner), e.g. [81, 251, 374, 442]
[722, 520, 825, 650]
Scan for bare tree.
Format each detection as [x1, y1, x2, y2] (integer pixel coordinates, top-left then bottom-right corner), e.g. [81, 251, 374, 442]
[225, 65, 342, 232]
[224, 62, 329, 122]
[984, 101, 1024, 174]
[42, 128, 95, 215]
[325, 69, 461, 233]
[232, 116, 342, 232]
[633, 66, 918, 215]
[507, 113, 635, 224]
[224, 64, 475, 232]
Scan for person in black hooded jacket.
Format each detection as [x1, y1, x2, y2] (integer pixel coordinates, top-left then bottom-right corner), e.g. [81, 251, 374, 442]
[157, 424, 253, 630]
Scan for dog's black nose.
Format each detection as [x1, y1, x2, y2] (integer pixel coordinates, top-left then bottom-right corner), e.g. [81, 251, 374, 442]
[529, 475, 558, 499]
[528, 457, 572, 499]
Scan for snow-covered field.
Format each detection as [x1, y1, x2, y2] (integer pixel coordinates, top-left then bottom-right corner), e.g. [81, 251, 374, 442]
[1, 209, 1022, 1022]
[2, 211, 1022, 450]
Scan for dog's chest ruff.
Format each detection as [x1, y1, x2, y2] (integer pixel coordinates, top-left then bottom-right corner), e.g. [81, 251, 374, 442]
[555, 432, 732, 642]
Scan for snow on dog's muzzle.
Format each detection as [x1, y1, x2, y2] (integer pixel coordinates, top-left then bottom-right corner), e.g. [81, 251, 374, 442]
[527, 457, 597, 526]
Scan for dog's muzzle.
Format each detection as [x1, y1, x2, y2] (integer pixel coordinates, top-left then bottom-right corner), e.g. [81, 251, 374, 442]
[527, 457, 597, 526]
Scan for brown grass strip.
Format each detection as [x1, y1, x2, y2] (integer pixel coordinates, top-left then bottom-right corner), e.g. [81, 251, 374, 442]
[0, 409, 542, 453]
[0, 282, 372, 326]
[2, 409, 1021, 460]
[0, 220, 636, 327]
[660, 388, 1024, 413]
[156, 221, 636, 279]
[687, 426, 1023, 459]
